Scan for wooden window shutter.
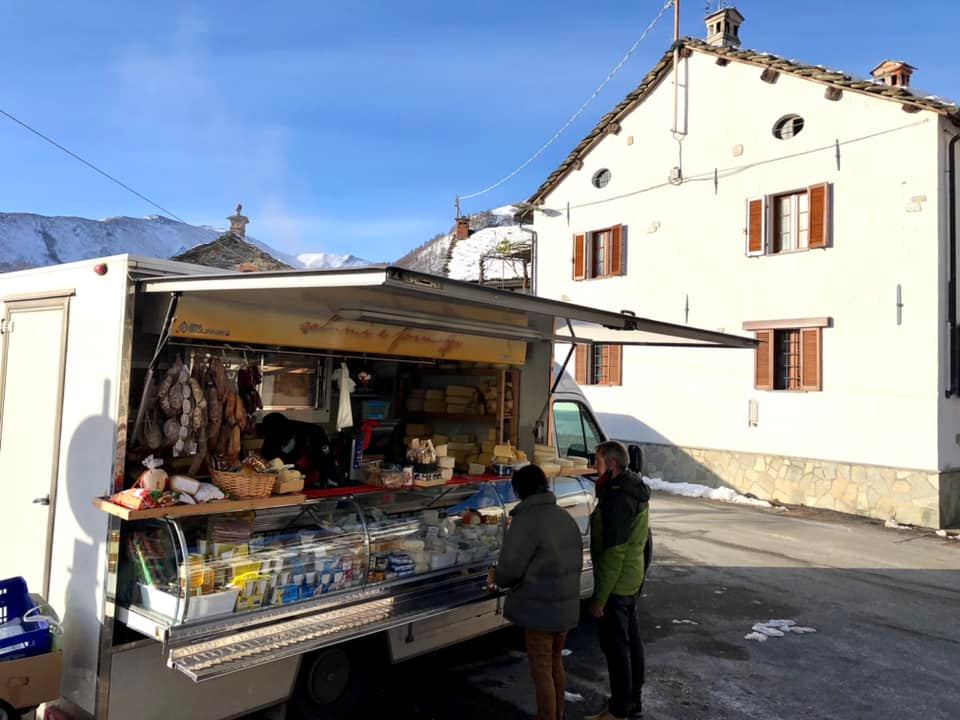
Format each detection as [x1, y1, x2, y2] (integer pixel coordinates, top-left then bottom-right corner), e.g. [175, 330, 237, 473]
[609, 225, 626, 276]
[808, 183, 829, 249]
[574, 344, 588, 384]
[754, 330, 773, 390]
[608, 345, 623, 385]
[573, 234, 587, 280]
[800, 328, 822, 390]
[747, 198, 765, 255]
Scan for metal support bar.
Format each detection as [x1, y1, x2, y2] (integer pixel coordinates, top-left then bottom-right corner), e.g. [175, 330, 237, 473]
[535, 319, 578, 439]
[130, 291, 180, 446]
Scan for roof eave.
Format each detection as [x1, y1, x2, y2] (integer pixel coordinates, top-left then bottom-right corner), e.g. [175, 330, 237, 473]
[527, 39, 960, 205]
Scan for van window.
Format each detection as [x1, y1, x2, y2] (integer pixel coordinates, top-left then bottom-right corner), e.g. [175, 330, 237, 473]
[553, 400, 603, 460]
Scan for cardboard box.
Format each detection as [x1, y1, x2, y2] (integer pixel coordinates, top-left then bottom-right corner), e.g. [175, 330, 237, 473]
[0, 650, 62, 709]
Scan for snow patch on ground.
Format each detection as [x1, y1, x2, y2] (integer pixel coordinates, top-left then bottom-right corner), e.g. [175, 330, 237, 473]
[644, 475, 772, 508]
[884, 519, 912, 530]
[745, 619, 816, 642]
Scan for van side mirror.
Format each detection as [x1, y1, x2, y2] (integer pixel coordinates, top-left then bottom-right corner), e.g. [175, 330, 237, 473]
[628, 444, 643, 474]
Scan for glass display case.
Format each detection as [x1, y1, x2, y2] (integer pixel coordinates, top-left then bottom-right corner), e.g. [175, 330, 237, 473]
[114, 478, 592, 681]
[119, 482, 506, 627]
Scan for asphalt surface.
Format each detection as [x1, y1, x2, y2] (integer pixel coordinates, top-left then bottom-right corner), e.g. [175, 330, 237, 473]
[270, 495, 960, 720]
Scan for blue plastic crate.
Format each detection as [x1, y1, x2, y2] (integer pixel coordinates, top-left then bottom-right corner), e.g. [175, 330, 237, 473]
[0, 577, 53, 661]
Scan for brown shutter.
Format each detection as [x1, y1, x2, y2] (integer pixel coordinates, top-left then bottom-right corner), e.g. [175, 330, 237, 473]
[609, 225, 626, 276]
[574, 344, 588, 384]
[608, 345, 623, 385]
[800, 328, 822, 390]
[573, 234, 586, 280]
[808, 183, 829, 249]
[754, 330, 773, 390]
[747, 198, 764, 255]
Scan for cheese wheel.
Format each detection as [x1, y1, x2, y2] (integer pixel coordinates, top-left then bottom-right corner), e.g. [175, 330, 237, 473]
[540, 462, 562, 477]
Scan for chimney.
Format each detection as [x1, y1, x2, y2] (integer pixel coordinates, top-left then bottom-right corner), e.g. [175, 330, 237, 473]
[455, 216, 471, 241]
[228, 203, 249, 238]
[704, 6, 744, 48]
[871, 60, 916, 88]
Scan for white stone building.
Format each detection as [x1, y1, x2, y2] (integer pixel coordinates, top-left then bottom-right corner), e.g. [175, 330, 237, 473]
[526, 8, 960, 528]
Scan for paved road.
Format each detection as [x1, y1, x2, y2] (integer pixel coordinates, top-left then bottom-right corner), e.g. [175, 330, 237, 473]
[258, 494, 960, 720]
[272, 495, 960, 719]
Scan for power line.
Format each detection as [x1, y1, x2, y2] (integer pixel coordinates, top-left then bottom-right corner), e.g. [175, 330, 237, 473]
[457, 0, 674, 204]
[0, 107, 188, 223]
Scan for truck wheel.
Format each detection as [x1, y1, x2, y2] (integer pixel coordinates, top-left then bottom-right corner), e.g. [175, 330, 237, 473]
[289, 639, 376, 720]
[0, 701, 22, 720]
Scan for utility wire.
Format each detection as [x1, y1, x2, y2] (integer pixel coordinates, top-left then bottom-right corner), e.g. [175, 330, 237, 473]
[529, 117, 931, 214]
[0, 107, 188, 223]
[458, 0, 674, 203]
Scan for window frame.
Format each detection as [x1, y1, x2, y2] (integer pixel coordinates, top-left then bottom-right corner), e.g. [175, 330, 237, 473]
[576, 343, 623, 387]
[746, 183, 830, 257]
[750, 323, 824, 392]
[771, 189, 810, 254]
[551, 399, 605, 463]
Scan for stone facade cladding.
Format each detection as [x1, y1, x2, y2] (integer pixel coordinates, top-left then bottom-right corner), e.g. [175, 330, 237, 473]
[640, 443, 959, 529]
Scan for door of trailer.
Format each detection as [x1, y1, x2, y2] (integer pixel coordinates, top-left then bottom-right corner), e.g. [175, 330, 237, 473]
[0, 294, 70, 596]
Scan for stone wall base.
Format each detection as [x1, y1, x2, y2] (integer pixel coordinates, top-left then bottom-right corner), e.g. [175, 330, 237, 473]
[640, 443, 958, 529]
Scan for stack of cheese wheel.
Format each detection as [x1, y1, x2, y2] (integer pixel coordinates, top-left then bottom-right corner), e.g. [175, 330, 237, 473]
[534, 443, 562, 477]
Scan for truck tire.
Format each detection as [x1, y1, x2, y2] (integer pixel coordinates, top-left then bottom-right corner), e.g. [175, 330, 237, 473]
[0, 701, 22, 720]
[289, 638, 378, 720]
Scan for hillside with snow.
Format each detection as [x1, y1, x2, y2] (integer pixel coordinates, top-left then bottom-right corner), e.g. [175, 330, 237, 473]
[396, 206, 530, 287]
[0, 212, 369, 272]
[298, 252, 370, 270]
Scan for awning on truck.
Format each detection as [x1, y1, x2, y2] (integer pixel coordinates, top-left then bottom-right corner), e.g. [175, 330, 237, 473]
[139, 265, 755, 363]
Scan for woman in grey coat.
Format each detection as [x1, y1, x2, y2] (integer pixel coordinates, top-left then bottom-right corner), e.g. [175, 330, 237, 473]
[493, 465, 584, 720]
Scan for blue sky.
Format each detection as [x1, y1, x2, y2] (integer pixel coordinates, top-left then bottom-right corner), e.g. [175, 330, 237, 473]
[0, 1, 957, 261]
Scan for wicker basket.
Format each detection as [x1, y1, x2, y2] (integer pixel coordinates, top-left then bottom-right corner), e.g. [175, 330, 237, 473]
[209, 469, 275, 499]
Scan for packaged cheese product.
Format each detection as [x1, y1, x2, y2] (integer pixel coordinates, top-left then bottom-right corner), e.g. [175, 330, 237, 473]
[468, 463, 486, 476]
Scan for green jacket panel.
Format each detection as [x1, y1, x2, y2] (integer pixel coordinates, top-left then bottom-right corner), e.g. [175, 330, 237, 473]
[590, 470, 650, 605]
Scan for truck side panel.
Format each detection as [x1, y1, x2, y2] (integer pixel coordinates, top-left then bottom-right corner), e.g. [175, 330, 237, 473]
[0, 258, 131, 715]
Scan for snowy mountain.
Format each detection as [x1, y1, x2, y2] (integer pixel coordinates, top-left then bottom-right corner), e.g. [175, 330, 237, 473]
[298, 252, 371, 269]
[0, 212, 369, 272]
[396, 206, 531, 287]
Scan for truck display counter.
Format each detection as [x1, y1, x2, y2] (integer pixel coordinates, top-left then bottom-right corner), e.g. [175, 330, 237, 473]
[112, 476, 595, 683]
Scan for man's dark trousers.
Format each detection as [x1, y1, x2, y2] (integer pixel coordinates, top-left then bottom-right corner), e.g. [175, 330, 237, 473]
[598, 592, 645, 717]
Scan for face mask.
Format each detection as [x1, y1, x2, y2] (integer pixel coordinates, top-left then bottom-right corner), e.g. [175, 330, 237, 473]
[282, 438, 296, 455]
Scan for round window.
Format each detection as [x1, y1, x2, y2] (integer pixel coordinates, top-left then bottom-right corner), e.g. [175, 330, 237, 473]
[773, 114, 805, 140]
[592, 168, 611, 189]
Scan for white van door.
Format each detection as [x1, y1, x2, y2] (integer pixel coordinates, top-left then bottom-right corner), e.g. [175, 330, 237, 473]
[0, 297, 70, 596]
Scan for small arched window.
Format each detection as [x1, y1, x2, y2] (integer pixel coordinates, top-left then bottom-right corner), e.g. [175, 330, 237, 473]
[773, 114, 805, 140]
[592, 169, 612, 189]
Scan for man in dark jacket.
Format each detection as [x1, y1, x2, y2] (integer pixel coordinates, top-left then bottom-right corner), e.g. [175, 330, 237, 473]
[587, 441, 651, 720]
[494, 465, 584, 720]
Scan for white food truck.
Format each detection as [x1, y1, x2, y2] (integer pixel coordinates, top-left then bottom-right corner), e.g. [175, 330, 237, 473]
[0, 256, 752, 720]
